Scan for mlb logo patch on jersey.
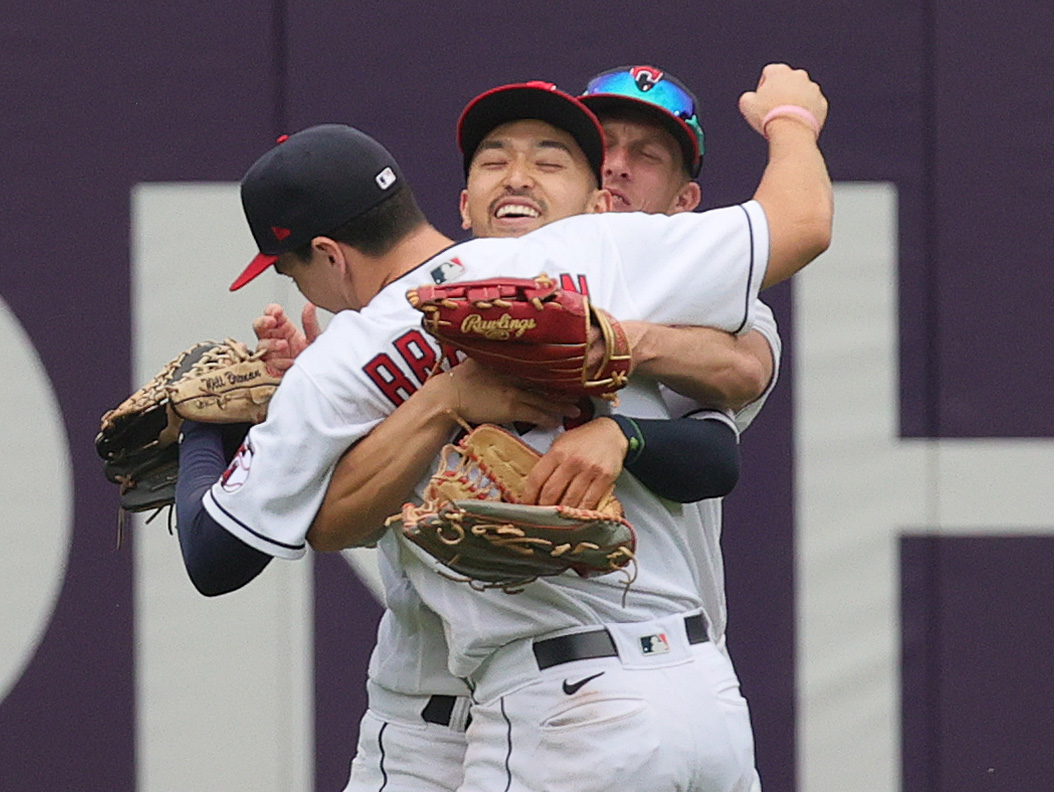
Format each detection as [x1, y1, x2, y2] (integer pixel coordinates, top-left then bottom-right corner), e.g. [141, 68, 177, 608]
[639, 633, 670, 655]
[430, 257, 466, 284]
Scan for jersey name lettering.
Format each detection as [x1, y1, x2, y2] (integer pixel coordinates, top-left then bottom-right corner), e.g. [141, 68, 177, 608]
[393, 330, 439, 385]
[559, 272, 589, 296]
[364, 328, 438, 406]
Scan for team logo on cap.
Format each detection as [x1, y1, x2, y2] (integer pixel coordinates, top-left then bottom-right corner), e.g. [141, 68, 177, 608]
[271, 226, 291, 241]
[376, 166, 397, 190]
[630, 66, 664, 92]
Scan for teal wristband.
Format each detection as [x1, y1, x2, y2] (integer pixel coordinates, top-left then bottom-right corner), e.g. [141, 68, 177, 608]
[610, 414, 645, 466]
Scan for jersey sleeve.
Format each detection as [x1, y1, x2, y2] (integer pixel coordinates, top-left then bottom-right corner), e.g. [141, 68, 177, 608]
[599, 201, 769, 334]
[734, 298, 781, 433]
[202, 332, 389, 560]
[655, 297, 779, 435]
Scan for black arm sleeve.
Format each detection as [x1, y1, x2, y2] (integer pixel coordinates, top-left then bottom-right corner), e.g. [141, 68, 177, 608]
[608, 414, 739, 503]
[175, 420, 272, 596]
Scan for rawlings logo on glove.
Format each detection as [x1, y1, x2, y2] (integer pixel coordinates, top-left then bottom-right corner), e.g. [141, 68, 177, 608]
[460, 313, 537, 339]
[407, 274, 632, 399]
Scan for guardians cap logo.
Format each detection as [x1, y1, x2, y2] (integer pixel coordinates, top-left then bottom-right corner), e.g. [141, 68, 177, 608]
[630, 66, 664, 92]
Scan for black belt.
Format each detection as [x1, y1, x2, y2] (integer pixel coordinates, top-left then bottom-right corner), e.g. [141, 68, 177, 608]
[421, 694, 471, 728]
[532, 613, 708, 671]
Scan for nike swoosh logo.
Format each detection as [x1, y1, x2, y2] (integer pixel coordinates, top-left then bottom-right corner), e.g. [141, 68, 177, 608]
[562, 671, 605, 695]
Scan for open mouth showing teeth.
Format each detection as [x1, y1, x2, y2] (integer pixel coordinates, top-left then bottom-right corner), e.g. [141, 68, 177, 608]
[495, 204, 540, 219]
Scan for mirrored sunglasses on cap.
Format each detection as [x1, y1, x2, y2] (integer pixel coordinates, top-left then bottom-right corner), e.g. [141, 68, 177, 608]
[582, 66, 705, 162]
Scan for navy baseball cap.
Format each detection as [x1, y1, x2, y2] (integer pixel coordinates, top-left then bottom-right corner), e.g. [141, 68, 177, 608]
[231, 124, 404, 291]
[580, 66, 705, 177]
[457, 81, 606, 187]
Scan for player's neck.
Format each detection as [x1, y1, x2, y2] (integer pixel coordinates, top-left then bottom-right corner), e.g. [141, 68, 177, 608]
[371, 224, 455, 295]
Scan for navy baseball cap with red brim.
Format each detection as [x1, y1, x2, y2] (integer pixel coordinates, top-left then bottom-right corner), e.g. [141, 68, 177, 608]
[457, 81, 606, 187]
[231, 251, 280, 291]
[231, 124, 404, 291]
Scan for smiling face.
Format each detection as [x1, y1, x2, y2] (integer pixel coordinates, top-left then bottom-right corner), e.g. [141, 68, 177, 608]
[459, 118, 610, 238]
[599, 114, 701, 215]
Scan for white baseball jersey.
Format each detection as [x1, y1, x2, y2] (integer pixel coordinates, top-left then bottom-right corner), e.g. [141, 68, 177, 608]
[204, 201, 769, 678]
[662, 300, 782, 643]
[367, 535, 471, 696]
[370, 298, 779, 696]
[659, 299, 780, 434]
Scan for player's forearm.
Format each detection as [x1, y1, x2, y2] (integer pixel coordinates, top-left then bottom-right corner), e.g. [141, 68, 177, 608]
[308, 379, 462, 552]
[754, 122, 833, 289]
[526, 414, 740, 507]
[627, 323, 772, 411]
[609, 415, 740, 502]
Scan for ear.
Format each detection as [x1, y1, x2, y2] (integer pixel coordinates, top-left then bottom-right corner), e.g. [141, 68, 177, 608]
[312, 236, 344, 266]
[458, 189, 472, 231]
[670, 181, 702, 214]
[587, 188, 613, 214]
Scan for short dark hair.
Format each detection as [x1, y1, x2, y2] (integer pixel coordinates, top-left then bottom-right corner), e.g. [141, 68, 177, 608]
[291, 184, 427, 260]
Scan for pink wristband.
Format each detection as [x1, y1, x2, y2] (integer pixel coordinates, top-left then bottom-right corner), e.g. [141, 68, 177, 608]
[761, 105, 821, 139]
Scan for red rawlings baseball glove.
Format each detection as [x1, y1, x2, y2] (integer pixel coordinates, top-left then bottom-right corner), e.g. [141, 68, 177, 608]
[406, 274, 632, 399]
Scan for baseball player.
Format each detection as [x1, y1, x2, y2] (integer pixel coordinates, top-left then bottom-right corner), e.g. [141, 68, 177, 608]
[339, 83, 616, 792]
[579, 65, 788, 791]
[580, 62, 781, 623]
[175, 63, 829, 790]
[340, 81, 768, 792]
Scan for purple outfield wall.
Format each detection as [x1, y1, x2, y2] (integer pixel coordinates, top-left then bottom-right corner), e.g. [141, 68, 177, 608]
[1, 0, 1051, 790]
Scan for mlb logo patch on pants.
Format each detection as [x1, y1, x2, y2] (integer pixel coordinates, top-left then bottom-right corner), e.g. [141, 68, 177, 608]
[639, 633, 671, 655]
